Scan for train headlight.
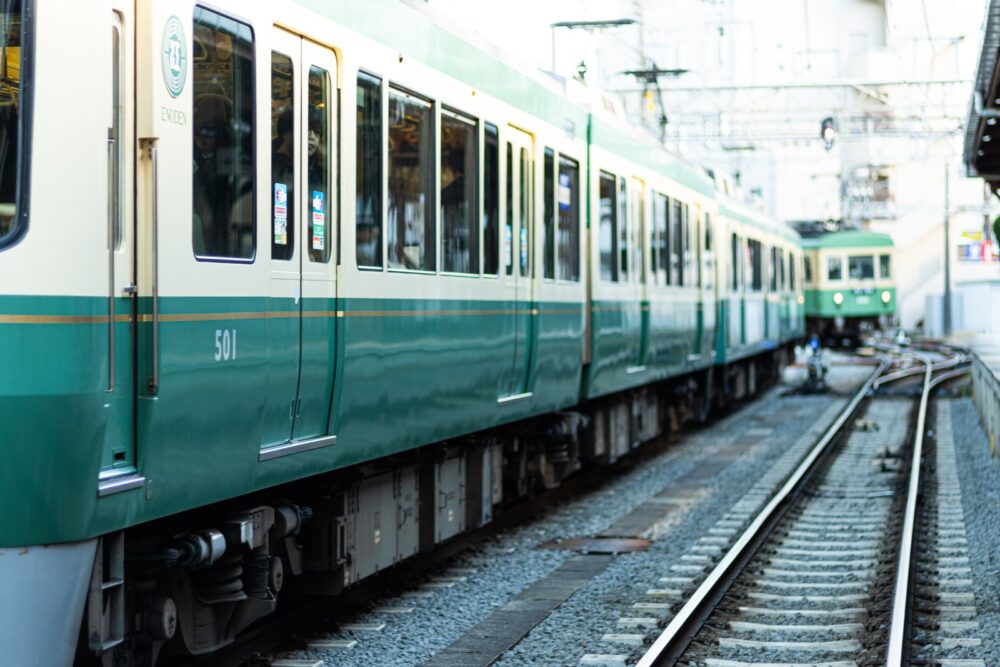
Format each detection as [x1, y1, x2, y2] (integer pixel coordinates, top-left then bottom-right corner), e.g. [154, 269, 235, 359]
[833, 292, 844, 306]
[881, 290, 891, 304]
[797, 294, 805, 305]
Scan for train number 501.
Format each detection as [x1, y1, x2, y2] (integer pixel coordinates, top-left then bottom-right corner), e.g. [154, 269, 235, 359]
[214, 329, 237, 362]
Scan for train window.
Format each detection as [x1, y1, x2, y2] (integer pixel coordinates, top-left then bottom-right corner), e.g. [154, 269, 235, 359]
[441, 109, 478, 274]
[307, 67, 332, 263]
[388, 88, 435, 271]
[0, 0, 24, 247]
[483, 123, 500, 275]
[789, 253, 797, 290]
[270, 52, 295, 261]
[598, 172, 617, 281]
[730, 234, 740, 291]
[879, 253, 892, 279]
[703, 215, 713, 289]
[804, 255, 813, 283]
[682, 204, 691, 286]
[749, 239, 763, 291]
[768, 247, 777, 291]
[672, 200, 683, 286]
[655, 193, 669, 285]
[192, 8, 255, 261]
[356, 72, 382, 268]
[632, 182, 645, 283]
[827, 256, 843, 281]
[779, 249, 786, 290]
[557, 156, 580, 281]
[543, 148, 555, 279]
[519, 147, 531, 277]
[505, 142, 513, 275]
[694, 213, 702, 288]
[619, 178, 629, 282]
[849, 255, 874, 280]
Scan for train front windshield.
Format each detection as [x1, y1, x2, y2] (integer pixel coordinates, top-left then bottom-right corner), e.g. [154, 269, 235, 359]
[0, 0, 21, 242]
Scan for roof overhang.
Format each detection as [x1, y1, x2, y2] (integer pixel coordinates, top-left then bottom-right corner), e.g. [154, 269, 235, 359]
[964, 0, 1000, 191]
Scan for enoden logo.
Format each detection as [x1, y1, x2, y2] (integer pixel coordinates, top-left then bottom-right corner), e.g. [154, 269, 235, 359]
[161, 16, 187, 98]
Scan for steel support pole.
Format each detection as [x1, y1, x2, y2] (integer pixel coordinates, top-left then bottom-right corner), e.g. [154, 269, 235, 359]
[944, 164, 952, 337]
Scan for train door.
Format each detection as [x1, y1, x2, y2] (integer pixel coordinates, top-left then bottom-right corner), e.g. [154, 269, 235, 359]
[101, 2, 137, 477]
[502, 128, 536, 399]
[261, 30, 338, 457]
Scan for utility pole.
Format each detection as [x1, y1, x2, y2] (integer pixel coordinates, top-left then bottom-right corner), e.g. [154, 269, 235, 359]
[943, 163, 952, 337]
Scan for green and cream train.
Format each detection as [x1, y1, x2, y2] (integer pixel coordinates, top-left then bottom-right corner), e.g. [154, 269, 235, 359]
[801, 230, 897, 344]
[0, 1, 805, 664]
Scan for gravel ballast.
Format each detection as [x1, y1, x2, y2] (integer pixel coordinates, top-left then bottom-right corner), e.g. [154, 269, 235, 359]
[945, 397, 1000, 665]
[270, 363, 874, 667]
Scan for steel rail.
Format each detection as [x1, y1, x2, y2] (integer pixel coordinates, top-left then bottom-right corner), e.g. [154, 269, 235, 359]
[875, 355, 966, 389]
[884, 356, 966, 665]
[635, 361, 888, 667]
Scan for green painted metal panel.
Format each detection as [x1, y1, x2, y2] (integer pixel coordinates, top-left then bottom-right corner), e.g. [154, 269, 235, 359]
[804, 288, 897, 318]
[0, 295, 585, 546]
[800, 230, 894, 249]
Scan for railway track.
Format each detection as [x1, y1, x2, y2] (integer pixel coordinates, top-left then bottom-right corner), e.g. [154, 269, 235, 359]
[635, 349, 968, 667]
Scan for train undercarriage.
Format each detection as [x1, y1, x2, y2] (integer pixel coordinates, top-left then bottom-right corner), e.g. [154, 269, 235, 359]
[75, 349, 788, 667]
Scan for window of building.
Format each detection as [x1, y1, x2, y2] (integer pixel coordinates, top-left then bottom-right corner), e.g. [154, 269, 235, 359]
[827, 256, 843, 281]
[879, 253, 891, 279]
[543, 148, 555, 280]
[848, 254, 874, 279]
[483, 123, 499, 275]
[307, 66, 331, 263]
[557, 156, 580, 281]
[599, 172, 617, 281]
[441, 109, 477, 274]
[356, 72, 382, 268]
[0, 0, 25, 248]
[193, 8, 255, 260]
[270, 52, 294, 261]
[388, 88, 434, 271]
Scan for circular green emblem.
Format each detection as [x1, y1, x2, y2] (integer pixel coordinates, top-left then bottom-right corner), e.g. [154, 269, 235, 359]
[161, 16, 187, 98]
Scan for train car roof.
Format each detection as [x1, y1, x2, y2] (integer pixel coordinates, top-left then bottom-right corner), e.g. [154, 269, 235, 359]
[294, 0, 717, 197]
[799, 230, 894, 250]
[718, 199, 800, 243]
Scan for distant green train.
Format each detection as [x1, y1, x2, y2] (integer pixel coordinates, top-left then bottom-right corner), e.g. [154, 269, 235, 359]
[802, 231, 897, 343]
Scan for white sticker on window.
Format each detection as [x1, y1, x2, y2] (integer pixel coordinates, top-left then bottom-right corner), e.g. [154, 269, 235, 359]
[312, 190, 325, 251]
[274, 183, 288, 245]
